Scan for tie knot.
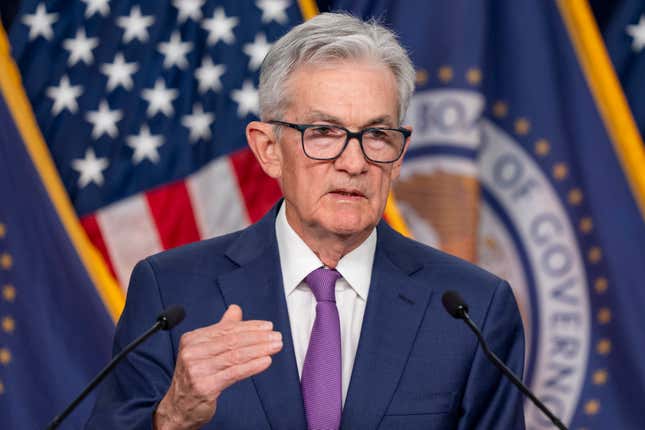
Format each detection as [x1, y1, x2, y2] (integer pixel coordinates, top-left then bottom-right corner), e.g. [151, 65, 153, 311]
[305, 268, 341, 303]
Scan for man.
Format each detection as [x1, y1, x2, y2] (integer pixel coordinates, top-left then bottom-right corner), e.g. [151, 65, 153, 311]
[88, 13, 525, 429]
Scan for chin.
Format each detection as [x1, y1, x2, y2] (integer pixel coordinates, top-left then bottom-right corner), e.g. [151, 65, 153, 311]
[321, 214, 375, 237]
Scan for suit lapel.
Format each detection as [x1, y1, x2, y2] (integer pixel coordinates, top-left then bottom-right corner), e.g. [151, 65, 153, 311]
[217, 207, 307, 430]
[341, 225, 435, 430]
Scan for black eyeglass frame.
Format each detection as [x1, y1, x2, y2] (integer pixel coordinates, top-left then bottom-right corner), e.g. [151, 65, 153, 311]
[267, 120, 411, 164]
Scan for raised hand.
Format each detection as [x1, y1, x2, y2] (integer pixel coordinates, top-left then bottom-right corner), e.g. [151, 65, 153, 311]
[154, 305, 282, 429]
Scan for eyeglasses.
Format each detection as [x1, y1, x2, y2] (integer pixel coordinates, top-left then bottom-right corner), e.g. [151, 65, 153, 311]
[267, 120, 410, 164]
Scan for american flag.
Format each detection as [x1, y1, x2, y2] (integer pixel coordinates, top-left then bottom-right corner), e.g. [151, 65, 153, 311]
[9, 0, 311, 288]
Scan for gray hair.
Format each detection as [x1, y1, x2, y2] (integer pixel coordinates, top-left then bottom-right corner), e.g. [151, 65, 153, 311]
[258, 12, 415, 124]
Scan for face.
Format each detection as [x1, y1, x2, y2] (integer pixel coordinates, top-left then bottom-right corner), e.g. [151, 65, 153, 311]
[249, 60, 409, 243]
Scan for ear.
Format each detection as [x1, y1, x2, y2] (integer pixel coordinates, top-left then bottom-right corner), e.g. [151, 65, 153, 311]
[390, 125, 412, 180]
[246, 121, 283, 179]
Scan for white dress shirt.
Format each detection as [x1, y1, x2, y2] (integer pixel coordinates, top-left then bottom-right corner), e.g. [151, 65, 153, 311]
[275, 203, 376, 406]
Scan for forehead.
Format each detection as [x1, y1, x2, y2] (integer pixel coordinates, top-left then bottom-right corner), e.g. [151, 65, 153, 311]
[284, 59, 399, 127]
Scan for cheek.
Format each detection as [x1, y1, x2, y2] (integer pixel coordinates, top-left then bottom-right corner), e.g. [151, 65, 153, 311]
[373, 167, 396, 198]
[280, 161, 327, 206]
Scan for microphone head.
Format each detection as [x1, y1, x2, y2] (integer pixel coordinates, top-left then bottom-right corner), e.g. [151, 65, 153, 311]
[157, 305, 186, 330]
[442, 291, 469, 319]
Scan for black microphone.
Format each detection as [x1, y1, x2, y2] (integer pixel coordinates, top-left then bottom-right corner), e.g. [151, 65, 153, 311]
[441, 291, 568, 430]
[46, 305, 186, 429]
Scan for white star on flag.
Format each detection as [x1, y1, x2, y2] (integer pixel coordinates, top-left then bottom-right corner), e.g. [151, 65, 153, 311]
[71, 148, 109, 188]
[46, 75, 83, 116]
[626, 15, 645, 52]
[202, 7, 238, 45]
[172, 0, 205, 23]
[21, 4, 58, 41]
[81, 0, 110, 18]
[117, 6, 154, 44]
[127, 125, 164, 164]
[256, 0, 290, 24]
[63, 28, 99, 66]
[244, 33, 271, 71]
[195, 57, 226, 93]
[182, 104, 215, 142]
[85, 100, 123, 139]
[142, 79, 179, 117]
[231, 80, 259, 117]
[101, 53, 138, 91]
[158, 31, 193, 69]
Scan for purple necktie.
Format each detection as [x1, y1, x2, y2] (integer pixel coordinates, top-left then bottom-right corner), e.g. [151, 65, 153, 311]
[301, 267, 342, 430]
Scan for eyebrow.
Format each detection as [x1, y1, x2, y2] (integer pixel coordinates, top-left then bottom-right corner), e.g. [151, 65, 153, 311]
[303, 110, 396, 128]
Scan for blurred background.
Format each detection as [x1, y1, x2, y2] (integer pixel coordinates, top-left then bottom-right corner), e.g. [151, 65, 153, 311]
[0, 1, 633, 35]
[1, 0, 644, 428]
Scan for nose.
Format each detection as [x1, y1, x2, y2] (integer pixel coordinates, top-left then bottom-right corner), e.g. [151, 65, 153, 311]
[334, 136, 368, 175]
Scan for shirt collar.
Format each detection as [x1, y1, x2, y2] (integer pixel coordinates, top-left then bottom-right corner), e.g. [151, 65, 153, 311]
[275, 202, 376, 300]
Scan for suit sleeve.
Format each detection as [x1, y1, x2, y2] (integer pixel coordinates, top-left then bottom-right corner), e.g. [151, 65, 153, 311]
[457, 280, 526, 430]
[85, 259, 175, 429]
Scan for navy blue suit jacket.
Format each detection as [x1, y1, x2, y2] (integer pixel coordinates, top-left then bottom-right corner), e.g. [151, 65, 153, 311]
[87, 203, 526, 429]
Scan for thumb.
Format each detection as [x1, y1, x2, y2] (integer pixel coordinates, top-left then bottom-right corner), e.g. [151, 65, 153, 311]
[220, 304, 243, 322]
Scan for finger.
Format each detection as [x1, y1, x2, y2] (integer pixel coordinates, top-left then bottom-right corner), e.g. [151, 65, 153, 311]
[220, 304, 243, 322]
[212, 319, 273, 335]
[183, 338, 282, 377]
[182, 330, 282, 358]
[210, 356, 273, 394]
[198, 319, 274, 341]
[212, 339, 283, 371]
[182, 318, 273, 346]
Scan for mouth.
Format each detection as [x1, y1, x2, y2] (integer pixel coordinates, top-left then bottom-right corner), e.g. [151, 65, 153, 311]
[328, 188, 367, 200]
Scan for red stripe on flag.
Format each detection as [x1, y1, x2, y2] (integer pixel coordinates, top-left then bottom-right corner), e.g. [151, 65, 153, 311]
[229, 148, 282, 222]
[146, 180, 201, 249]
[80, 214, 119, 282]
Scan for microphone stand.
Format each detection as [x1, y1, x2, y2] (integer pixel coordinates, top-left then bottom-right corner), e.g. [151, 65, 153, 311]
[461, 310, 568, 430]
[46, 321, 163, 429]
